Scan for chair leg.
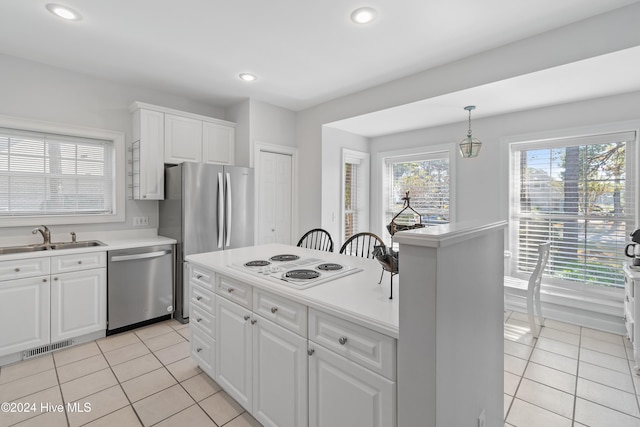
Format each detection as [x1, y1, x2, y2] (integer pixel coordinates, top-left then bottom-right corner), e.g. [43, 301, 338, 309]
[378, 269, 384, 285]
[526, 296, 539, 338]
[534, 286, 545, 329]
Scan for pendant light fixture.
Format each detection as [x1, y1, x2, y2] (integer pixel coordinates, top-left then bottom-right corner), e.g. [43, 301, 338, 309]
[459, 105, 482, 158]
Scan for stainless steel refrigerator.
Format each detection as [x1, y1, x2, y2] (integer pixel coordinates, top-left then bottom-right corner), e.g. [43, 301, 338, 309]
[159, 162, 255, 323]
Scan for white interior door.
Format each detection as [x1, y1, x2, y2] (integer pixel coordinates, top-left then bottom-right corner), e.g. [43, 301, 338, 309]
[258, 151, 292, 245]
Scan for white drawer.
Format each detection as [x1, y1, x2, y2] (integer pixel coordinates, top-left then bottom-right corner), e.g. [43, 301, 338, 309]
[191, 265, 215, 292]
[191, 284, 215, 314]
[253, 288, 307, 337]
[217, 275, 252, 309]
[51, 251, 106, 273]
[191, 327, 215, 377]
[190, 304, 215, 337]
[309, 309, 396, 380]
[0, 257, 50, 281]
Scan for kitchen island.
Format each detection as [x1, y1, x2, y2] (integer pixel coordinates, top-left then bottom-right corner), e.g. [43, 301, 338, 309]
[186, 244, 398, 427]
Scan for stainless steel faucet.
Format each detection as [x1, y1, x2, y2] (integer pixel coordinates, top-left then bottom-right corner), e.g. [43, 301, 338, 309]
[32, 225, 51, 245]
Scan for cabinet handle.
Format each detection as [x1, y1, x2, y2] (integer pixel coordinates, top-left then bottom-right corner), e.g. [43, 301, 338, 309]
[270, 307, 278, 313]
[251, 319, 257, 325]
[54, 277, 58, 281]
[14, 268, 20, 272]
[196, 296, 202, 301]
[338, 336, 348, 345]
[196, 348, 202, 353]
[244, 315, 250, 321]
[626, 295, 630, 302]
[196, 318, 202, 323]
[42, 278, 47, 283]
[78, 260, 82, 264]
[228, 288, 235, 293]
[307, 348, 315, 356]
[196, 274, 202, 279]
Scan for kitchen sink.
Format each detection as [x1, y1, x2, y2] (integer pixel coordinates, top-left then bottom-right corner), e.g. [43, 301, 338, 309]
[0, 240, 105, 255]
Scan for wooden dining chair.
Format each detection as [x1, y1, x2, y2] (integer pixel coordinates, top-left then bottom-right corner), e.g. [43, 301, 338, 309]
[296, 228, 334, 252]
[504, 242, 551, 337]
[339, 232, 385, 259]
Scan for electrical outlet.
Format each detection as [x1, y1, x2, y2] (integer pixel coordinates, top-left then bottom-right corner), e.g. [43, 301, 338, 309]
[133, 216, 149, 226]
[478, 409, 485, 427]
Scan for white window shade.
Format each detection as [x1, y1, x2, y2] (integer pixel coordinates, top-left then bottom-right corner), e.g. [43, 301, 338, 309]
[510, 130, 636, 289]
[0, 127, 114, 216]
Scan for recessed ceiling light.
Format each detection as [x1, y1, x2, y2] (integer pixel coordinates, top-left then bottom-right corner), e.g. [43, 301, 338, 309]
[350, 7, 377, 24]
[239, 73, 257, 82]
[45, 4, 82, 21]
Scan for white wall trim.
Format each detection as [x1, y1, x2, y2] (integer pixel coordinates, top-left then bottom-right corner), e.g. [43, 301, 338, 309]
[373, 143, 457, 240]
[0, 114, 126, 227]
[254, 140, 298, 245]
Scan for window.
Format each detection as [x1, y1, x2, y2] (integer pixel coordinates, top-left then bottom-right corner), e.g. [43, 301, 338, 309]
[342, 149, 369, 241]
[0, 116, 125, 226]
[384, 151, 450, 229]
[509, 130, 637, 289]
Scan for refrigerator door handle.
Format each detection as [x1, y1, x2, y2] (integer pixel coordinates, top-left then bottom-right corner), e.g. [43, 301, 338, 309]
[225, 172, 232, 247]
[217, 172, 224, 249]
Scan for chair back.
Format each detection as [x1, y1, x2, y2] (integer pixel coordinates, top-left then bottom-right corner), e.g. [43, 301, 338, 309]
[297, 228, 334, 252]
[339, 232, 385, 259]
[528, 242, 551, 290]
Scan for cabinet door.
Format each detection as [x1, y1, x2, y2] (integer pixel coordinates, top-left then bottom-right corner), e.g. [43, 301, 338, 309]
[51, 268, 106, 342]
[216, 296, 252, 411]
[202, 122, 235, 165]
[191, 326, 215, 378]
[134, 108, 165, 200]
[165, 114, 202, 164]
[309, 345, 396, 427]
[0, 276, 50, 357]
[252, 315, 308, 427]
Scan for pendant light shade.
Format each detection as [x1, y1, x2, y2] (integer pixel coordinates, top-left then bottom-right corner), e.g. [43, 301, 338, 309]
[459, 105, 482, 158]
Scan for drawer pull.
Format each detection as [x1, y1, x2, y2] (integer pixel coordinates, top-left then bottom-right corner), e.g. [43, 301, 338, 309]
[339, 336, 348, 345]
[196, 296, 202, 301]
[42, 278, 47, 283]
[78, 260, 82, 264]
[251, 319, 257, 325]
[54, 277, 58, 281]
[196, 318, 202, 323]
[14, 268, 20, 272]
[270, 307, 278, 313]
[244, 315, 250, 321]
[196, 274, 203, 279]
[307, 348, 315, 356]
[196, 348, 202, 353]
[228, 288, 235, 293]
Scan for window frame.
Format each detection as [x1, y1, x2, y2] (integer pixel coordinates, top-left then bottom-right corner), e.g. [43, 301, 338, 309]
[505, 121, 640, 298]
[341, 148, 370, 244]
[375, 143, 456, 240]
[0, 114, 126, 227]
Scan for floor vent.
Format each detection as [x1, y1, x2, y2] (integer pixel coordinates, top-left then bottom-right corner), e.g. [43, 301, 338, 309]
[23, 339, 74, 360]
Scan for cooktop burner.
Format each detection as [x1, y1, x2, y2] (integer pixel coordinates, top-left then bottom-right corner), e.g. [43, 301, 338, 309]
[270, 254, 300, 262]
[316, 263, 343, 271]
[244, 260, 271, 267]
[284, 269, 321, 280]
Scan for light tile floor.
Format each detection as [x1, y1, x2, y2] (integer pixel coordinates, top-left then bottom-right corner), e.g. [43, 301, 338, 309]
[2, 314, 640, 426]
[0, 319, 261, 427]
[504, 310, 640, 427]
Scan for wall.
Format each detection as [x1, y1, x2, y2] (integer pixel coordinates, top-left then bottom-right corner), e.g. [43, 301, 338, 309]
[0, 54, 226, 240]
[320, 126, 369, 244]
[296, 3, 640, 238]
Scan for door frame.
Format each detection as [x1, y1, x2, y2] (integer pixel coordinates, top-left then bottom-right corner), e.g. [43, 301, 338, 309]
[254, 141, 298, 245]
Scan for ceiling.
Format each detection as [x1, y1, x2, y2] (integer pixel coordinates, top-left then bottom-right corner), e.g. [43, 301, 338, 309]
[0, 0, 638, 116]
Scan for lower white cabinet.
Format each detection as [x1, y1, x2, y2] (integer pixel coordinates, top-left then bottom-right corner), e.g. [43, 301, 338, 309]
[50, 268, 106, 342]
[0, 276, 50, 357]
[216, 293, 308, 427]
[308, 344, 395, 427]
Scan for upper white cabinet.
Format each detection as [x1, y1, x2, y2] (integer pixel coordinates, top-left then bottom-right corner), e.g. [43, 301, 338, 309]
[130, 102, 236, 200]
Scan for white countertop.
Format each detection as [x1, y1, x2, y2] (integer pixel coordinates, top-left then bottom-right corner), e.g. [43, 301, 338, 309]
[186, 244, 399, 338]
[393, 220, 508, 248]
[0, 233, 176, 262]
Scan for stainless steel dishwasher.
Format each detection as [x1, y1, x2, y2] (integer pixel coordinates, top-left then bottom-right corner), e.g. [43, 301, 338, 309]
[107, 244, 175, 334]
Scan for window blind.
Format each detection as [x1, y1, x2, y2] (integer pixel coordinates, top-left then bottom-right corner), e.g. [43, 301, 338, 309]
[385, 152, 450, 227]
[510, 130, 636, 288]
[0, 127, 114, 216]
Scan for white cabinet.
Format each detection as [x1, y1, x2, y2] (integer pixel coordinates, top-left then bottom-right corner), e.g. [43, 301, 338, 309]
[131, 108, 165, 200]
[308, 344, 395, 427]
[50, 267, 106, 342]
[164, 114, 203, 164]
[0, 276, 50, 357]
[624, 265, 640, 371]
[203, 121, 235, 165]
[189, 264, 217, 379]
